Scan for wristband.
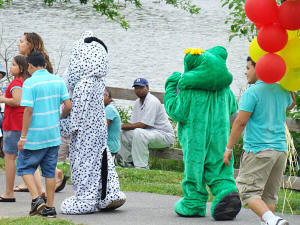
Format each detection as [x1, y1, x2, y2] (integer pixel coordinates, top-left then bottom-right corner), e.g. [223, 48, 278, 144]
[19, 137, 27, 141]
[226, 147, 233, 152]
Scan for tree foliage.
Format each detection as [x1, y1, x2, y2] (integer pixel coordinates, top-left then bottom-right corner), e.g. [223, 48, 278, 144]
[1, 0, 200, 29]
[219, 0, 255, 41]
[0, 0, 12, 8]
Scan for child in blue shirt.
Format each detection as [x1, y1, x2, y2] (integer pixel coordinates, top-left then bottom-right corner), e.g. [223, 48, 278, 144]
[104, 87, 121, 158]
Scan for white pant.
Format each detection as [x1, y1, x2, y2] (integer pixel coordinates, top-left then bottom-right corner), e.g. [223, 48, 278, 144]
[118, 128, 174, 168]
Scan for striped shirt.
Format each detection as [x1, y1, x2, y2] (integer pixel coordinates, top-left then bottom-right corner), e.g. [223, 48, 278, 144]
[21, 69, 70, 150]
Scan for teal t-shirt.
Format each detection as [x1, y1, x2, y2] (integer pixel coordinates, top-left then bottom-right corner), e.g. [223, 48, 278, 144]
[21, 69, 69, 150]
[105, 104, 121, 153]
[240, 80, 292, 154]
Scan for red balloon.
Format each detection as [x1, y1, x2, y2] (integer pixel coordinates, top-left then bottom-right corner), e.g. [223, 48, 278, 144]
[256, 53, 286, 83]
[245, 0, 279, 25]
[254, 22, 262, 30]
[257, 23, 288, 53]
[278, 1, 300, 30]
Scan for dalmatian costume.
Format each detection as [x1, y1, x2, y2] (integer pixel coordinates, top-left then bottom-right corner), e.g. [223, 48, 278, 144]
[60, 31, 126, 214]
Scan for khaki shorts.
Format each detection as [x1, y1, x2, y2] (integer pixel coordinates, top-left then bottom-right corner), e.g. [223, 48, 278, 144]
[58, 136, 70, 162]
[236, 150, 287, 206]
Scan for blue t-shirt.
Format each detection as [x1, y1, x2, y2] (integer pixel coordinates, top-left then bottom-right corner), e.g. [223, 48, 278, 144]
[240, 80, 292, 154]
[105, 104, 121, 153]
[21, 69, 69, 150]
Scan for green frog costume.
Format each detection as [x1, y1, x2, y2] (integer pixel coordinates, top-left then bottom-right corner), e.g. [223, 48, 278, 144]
[164, 46, 241, 220]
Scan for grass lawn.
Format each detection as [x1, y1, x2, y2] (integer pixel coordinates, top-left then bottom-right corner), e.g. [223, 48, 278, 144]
[0, 216, 81, 225]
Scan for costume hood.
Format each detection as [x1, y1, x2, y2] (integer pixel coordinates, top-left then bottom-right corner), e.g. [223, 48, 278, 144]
[64, 31, 109, 90]
[178, 46, 233, 91]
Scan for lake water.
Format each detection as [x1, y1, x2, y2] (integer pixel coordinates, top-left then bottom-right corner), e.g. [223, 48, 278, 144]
[0, 0, 250, 97]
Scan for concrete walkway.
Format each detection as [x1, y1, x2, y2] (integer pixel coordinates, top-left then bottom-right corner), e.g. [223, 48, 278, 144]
[0, 172, 299, 225]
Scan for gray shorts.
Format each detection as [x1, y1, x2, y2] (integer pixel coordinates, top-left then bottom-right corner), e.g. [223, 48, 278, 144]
[3, 131, 21, 155]
[236, 150, 287, 206]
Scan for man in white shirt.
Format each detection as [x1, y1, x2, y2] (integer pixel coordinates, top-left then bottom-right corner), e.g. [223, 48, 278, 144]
[117, 78, 175, 169]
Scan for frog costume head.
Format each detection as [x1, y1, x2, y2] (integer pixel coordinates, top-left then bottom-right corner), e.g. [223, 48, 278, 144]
[178, 46, 233, 91]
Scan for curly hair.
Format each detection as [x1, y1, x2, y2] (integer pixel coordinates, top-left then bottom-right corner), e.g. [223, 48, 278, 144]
[24, 32, 53, 73]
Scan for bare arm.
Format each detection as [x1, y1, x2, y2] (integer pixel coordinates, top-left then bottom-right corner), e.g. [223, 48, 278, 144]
[287, 92, 296, 111]
[121, 122, 147, 130]
[17, 107, 33, 150]
[223, 110, 252, 166]
[61, 99, 72, 118]
[107, 119, 111, 128]
[0, 88, 22, 107]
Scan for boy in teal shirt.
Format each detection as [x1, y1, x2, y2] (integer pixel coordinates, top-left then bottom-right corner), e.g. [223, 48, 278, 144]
[104, 88, 121, 157]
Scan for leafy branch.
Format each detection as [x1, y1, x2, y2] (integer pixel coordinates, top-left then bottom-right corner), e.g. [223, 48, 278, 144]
[37, 0, 199, 29]
[219, 0, 256, 41]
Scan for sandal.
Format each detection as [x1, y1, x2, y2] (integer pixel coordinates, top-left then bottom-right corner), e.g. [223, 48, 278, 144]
[55, 175, 69, 193]
[0, 196, 16, 202]
[13, 185, 29, 192]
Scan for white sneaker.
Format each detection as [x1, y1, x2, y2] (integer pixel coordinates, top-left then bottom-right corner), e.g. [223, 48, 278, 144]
[261, 222, 267, 225]
[267, 217, 289, 225]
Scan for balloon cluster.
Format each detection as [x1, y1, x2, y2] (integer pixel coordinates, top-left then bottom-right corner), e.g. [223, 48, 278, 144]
[246, 0, 300, 91]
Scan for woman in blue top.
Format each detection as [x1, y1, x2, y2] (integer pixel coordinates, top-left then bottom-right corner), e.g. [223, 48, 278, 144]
[104, 87, 121, 159]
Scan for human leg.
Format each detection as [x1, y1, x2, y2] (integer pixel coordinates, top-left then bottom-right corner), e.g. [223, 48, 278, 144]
[33, 169, 46, 196]
[237, 150, 288, 225]
[117, 130, 134, 164]
[13, 169, 45, 195]
[44, 178, 55, 207]
[22, 174, 40, 200]
[2, 131, 19, 199]
[260, 152, 288, 225]
[2, 153, 17, 199]
[39, 146, 59, 208]
[248, 198, 289, 225]
[131, 129, 171, 168]
[23, 173, 46, 216]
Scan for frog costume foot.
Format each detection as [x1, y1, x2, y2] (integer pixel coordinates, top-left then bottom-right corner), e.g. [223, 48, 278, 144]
[174, 198, 206, 217]
[211, 190, 241, 221]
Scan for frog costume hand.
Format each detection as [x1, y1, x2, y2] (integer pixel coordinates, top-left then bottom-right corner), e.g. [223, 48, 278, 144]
[164, 46, 241, 220]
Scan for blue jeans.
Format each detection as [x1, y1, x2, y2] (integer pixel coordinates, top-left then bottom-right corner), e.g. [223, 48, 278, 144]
[17, 146, 59, 178]
[3, 131, 21, 154]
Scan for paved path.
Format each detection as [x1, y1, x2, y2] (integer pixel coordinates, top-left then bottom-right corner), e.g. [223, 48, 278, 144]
[0, 172, 299, 225]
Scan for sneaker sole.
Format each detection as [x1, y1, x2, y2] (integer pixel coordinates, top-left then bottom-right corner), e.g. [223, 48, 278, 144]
[276, 219, 289, 225]
[213, 192, 241, 221]
[46, 214, 56, 218]
[102, 199, 126, 211]
[29, 203, 46, 216]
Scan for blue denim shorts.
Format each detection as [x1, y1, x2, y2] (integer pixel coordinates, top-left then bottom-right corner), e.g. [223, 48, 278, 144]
[17, 146, 59, 178]
[3, 131, 21, 155]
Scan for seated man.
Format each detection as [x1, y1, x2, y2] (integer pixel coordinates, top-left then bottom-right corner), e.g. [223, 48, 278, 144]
[117, 78, 175, 169]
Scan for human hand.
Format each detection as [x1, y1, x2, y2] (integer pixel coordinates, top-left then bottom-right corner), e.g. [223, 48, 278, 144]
[223, 150, 233, 166]
[0, 93, 4, 102]
[17, 139, 26, 151]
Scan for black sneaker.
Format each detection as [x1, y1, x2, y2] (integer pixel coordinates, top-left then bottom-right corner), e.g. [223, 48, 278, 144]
[29, 196, 46, 216]
[39, 206, 57, 218]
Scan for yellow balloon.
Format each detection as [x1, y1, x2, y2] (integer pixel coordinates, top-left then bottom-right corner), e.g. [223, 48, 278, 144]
[287, 29, 300, 40]
[249, 37, 267, 63]
[279, 67, 300, 91]
[277, 39, 300, 68]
